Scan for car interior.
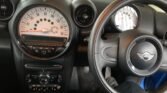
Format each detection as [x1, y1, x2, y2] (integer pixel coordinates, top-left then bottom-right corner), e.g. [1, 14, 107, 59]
[1, 0, 167, 93]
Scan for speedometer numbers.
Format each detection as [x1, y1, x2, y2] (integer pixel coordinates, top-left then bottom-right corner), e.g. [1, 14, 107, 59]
[19, 6, 70, 40]
[114, 6, 138, 32]
[18, 6, 70, 59]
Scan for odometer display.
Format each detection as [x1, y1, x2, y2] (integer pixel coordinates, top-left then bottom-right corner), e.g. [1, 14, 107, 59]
[19, 6, 70, 41]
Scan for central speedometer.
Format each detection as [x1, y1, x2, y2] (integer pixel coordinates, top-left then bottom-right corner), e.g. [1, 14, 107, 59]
[19, 6, 70, 40]
[18, 6, 71, 59]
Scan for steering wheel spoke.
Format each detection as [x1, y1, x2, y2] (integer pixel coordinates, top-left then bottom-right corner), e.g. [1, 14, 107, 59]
[95, 34, 119, 69]
[160, 46, 167, 71]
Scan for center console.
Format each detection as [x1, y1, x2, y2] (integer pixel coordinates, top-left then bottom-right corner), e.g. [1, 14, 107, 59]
[25, 64, 63, 93]
[9, 0, 78, 93]
[12, 43, 75, 93]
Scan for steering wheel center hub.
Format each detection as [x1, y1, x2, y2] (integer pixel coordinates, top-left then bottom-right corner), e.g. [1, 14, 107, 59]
[130, 41, 158, 70]
[125, 35, 163, 76]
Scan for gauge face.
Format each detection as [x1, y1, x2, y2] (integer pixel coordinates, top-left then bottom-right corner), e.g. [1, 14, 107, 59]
[17, 6, 71, 59]
[114, 6, 138, 32]
[19, 6, 70, 41]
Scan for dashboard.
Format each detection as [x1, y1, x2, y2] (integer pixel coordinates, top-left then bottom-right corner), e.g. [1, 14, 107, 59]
[9, 0, 140, 60]
[0, 0, 166, 93]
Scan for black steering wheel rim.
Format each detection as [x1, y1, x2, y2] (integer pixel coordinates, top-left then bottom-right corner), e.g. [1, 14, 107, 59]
[88, 0, 167, 93]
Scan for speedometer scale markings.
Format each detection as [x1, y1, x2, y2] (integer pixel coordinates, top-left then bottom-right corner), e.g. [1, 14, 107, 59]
[19, 6, 70, 39]
[114, 6, 138, 32]
[17, 6, 71, 58]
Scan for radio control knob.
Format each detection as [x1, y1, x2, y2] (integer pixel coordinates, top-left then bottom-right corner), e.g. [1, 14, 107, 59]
[39, 73, 50, 84]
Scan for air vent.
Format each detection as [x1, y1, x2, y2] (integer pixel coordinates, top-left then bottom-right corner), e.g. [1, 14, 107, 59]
[74, 5, 96, 27]
[0, 0, 14, 20]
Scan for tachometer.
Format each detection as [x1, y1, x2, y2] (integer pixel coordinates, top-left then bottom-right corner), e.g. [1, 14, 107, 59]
[114, 6, 138, 32]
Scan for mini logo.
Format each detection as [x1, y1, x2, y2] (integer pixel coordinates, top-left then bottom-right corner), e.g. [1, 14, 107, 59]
[137, 52, 155, 61]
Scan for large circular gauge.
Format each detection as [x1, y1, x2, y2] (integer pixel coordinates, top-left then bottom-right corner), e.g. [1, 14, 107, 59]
[18, 6, 70, 59]
[114, 6, 138, 32]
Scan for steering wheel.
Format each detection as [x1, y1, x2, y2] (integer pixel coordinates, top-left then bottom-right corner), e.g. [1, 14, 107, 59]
[88, 0, 167, 92]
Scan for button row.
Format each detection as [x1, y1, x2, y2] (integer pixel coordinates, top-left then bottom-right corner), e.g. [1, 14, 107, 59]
[26, 74, 63, 84]
[27, 46, 65, 56]
[29, 84, 62, 93]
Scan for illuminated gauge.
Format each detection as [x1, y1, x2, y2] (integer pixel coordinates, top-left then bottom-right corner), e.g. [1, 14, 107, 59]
[114, 6, 138, 32]
[19, 6, 70, 42]
[18, 6, 70, 59]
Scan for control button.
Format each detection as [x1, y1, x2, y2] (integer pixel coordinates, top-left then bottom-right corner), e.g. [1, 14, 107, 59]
[55, 47, 64, 54]
[41, 50, 47, 55]
[37, 87, 42, 92]
[34, 49, 39, 53]
[57, 74, 63, 83]
[26, 78, 32, 83]
[39, 73, 50, 84]
[51, 47, 55, 53]
[39, 47, 43, 50]
[32, 47, 40, 54]
[47, 49, 52, 53]
[51, 47, 55, 50]
[51, 87, 57, 92]
[50, 75, 57, 82]
[28, 46, 33, 50]
[26, 74, 31, 83]
[40, 78, 48, 84]
[32, 46, 37, 50]
[31, 85, 37, 91]
[57, 85, 61, 90]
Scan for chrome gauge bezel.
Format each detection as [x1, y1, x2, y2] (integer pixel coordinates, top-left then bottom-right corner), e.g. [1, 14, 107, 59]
[13, 4, 72, 60]
[18, 6, 70, 45]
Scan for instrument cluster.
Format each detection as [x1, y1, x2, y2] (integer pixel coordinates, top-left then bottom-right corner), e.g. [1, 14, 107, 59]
[9, 0, 139, 60]
[16, 6, 71, 59]
[113, 6, 138, 32]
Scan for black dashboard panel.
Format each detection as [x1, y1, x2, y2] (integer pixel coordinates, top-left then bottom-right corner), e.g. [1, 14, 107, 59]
[0, 0, 135, 93]
[0, 16, 18, 93]
[0, 0, 167, 93]
[9, 0, 78, 93]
